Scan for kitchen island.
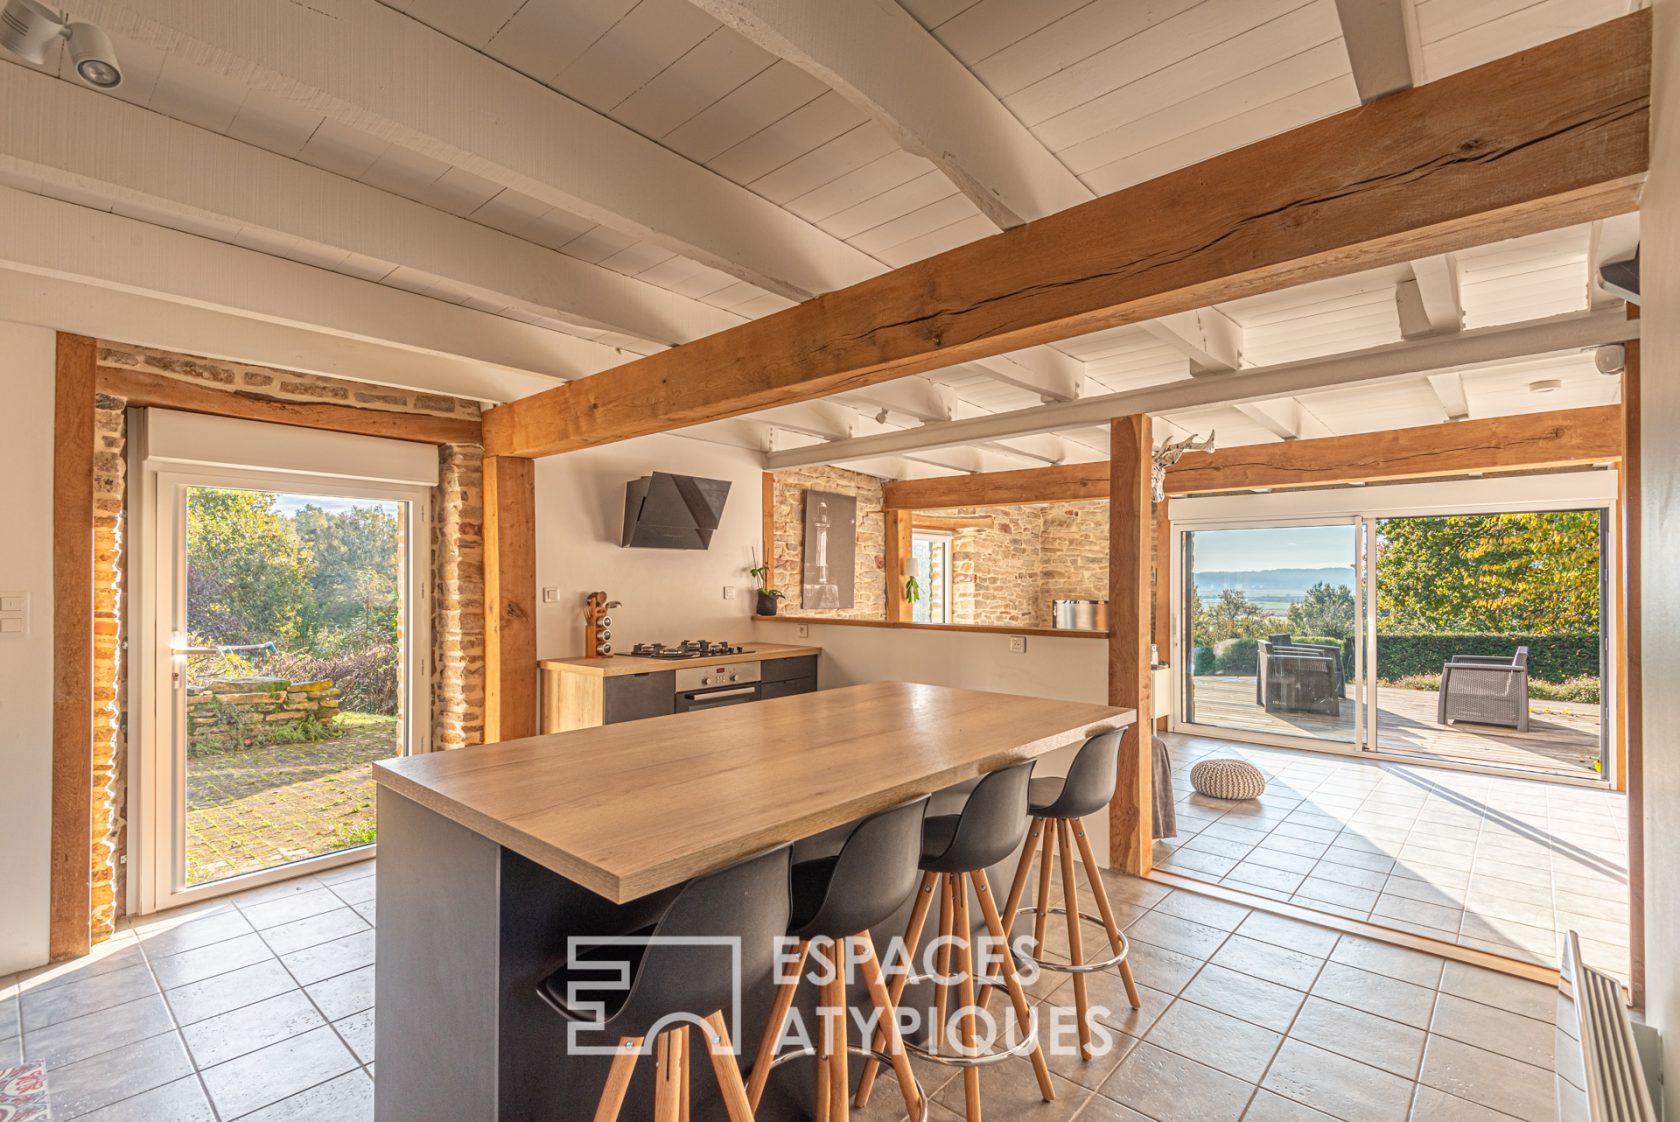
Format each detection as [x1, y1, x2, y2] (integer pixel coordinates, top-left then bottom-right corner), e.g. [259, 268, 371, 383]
[372, 681, 1130, 1121]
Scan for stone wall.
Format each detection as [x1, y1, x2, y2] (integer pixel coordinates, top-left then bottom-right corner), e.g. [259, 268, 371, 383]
[1041, 501, 1111, 604]
[88, 341, 488, 942]
[769, 466, 888, 620]
[948, 506, 1047, 628]
[187, 678, 342, 750]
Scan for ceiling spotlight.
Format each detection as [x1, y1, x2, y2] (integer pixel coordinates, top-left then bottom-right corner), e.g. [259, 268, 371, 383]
[0, 0, 122, 88]
[1528, 378, 1563, 395]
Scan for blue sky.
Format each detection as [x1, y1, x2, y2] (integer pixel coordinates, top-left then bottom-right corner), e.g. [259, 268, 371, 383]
[270, 493, 400, 517]
[1190, 525, 1357, 572]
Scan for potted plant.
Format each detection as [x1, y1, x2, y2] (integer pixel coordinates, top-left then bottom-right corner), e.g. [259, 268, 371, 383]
[749, 563, 784, 616]
[904, 575, 921, 607]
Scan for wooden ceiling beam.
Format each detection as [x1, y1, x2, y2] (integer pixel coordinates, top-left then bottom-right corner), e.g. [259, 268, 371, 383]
[880, 405, 1623, 509]
[485, 14, 1650, 459]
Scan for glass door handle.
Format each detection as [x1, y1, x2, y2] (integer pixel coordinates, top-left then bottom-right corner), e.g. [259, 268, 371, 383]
[171, 645, 218, 655]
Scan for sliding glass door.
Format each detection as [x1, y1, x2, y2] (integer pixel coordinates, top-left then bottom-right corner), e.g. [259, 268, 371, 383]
[1182, 520, 1363, 747]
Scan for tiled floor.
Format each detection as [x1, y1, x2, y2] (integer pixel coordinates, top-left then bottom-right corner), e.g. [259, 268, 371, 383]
[2, 854, 1569, 1121]
[1156, 732, 1630, 982]
[1, 861, 376, 1120]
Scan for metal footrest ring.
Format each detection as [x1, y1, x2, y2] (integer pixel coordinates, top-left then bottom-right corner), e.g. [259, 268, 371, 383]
[1011, 907, 1131, 974]
[900, 1004, 1042, 1069]
[764, 1042, 929, 1121]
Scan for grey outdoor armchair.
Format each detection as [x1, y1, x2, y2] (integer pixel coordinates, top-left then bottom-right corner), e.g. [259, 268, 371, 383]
[1257, 640, 1341, 716]
[1437, 646, 1531, 732]
[1269, 633, 1347, 698]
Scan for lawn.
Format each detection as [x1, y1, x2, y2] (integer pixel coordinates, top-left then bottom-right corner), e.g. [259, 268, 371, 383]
[185, 711, 398, 886]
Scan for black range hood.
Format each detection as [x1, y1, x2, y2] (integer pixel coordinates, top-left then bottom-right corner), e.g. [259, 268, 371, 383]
[621, 472, 731, 549]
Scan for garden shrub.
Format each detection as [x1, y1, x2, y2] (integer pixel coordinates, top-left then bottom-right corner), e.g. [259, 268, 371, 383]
[1213, 638, 1258, 676]
[1383, 672, 1601, 705]
[269, 643, 399, 714]
[1374, 633, 1597, 684]
[1191, 646, 1217, 676]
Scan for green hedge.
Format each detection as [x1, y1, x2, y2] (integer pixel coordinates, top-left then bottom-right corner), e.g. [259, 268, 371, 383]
[1213, 638, 1258, 675]
[1376, 633, 1598, 683]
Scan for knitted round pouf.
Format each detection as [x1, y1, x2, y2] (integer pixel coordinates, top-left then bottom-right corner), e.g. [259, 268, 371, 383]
[1190, 758, 1266, 801]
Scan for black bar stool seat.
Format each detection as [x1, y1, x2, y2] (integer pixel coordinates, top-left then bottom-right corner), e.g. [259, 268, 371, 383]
[748, 798, 931, 1122]
[537, 846, 790, 1122]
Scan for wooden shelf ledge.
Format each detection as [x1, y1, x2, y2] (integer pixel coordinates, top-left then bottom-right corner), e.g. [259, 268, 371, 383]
[754, 615, 1109, 639]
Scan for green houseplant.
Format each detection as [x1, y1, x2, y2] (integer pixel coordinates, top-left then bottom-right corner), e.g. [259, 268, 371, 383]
[904, 575, 921, 607]
[749, 563, 784, 616]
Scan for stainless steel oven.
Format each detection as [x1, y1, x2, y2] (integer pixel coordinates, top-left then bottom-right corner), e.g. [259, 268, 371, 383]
[673, 662, 763, 712]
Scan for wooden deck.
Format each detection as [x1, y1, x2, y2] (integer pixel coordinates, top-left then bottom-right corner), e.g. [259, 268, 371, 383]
[1184, 676, 1602, 779]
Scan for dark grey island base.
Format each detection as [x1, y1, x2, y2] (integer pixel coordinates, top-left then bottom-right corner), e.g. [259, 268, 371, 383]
[373, 787, 1027, 1122]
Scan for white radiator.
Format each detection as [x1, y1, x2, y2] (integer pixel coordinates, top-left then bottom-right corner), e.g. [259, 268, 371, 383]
[1557, 931, 1660, 1122]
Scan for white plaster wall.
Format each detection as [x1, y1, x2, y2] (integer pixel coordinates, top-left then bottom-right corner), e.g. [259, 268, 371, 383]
[533, 434, 767, 658]
[0, 319, 57, 973]
[1641, 0, 1680, 1108]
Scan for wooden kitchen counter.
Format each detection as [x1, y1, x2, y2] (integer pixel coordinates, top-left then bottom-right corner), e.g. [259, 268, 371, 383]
[375, 681, 1130, 904]
[539, 640, 822, 677]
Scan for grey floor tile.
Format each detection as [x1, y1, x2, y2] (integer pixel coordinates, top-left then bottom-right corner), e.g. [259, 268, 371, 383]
[21, 993, 175, 1069]
[1287, 995, 1426, 1079]
[1261, 1038, 1414, 1122]
[1428, 994, 1553, 1070]
[134, 908, 254, 959]
[1144, 997, 1280, 1082]
[1372, 894, 1463, 935]
[1225, 863, 1307, 895]
[237, 1069, 374, 1122]
[149, 932, 276, 991]
[1089, 980, 1172, 1043]
[259, 907, 370, 957]
[1074, 1093, 1155, 1122]
[934, 1060, 1090, 1121]
[280, 929, 376, 986]
[164, 959, 298, 1026]
[1207, 936, 1324, 993]
[1292, 878, 1379, 913]
[306, 963, 375, 1021]
[333, 1008, 375, 1066]
[0, 995, 16, 1040]
[239, 888, 345, 932]
[1328, 936, 1444, 989]
[1151, 892, 1250, 933]
[1438, 960, 1552, 1021]
[19, 964, 158, 1032]
[1310, 962, 1436, 1030]
[1307, 861, 1388, 892]
[1234, 912, 1339, 959]
[18, 943, 148, 995]
[1418, 1035, 1554, 1122]
[1243, 1089, 1340, 1120]
[1124, 912, 1228, 961]
[1407, 1083, 1528, 1121]
[69, 1076, 217, 1122]
[181, 989, 326, 1069]
[1119, 940, 1204, 995]
[316, 861, 376, 886]
[0, 1035, 19, 1066]
[1180, 964, 1304, 1034]
[328, 875, 377, 907]
[44, 1030, 195, 1120]
[200, 1023, 359, 1119]
[1099, 1040, 1253, 1122]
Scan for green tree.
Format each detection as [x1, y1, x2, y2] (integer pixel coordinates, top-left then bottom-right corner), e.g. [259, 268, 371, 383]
[294, 503, 402, 646]
[1287, 581, 1356, 640]
[186, 488, 313, 646]
[1375, 512, 1601, 634]
[1195, 587, 1275, 645]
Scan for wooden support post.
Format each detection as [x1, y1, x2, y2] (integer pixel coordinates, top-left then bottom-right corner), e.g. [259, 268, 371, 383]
[51, 332, 95, 961]
[760, 471, 776, 592]
[885, 509, 912, 622]
[484, 455, 537, 742]
[1153, 502, 1171, 732]
[1108, 416, 1153, 875]
[1622, 305, 1644, 1007]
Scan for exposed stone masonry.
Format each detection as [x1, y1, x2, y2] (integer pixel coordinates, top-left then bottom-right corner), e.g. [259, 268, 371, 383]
[91, 395, 126, 938]
[769, 465, 887, 620]
[433, 443, 486, 750]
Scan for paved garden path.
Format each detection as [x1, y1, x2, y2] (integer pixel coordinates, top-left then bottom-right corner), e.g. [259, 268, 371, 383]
[186, 714, 398, 885]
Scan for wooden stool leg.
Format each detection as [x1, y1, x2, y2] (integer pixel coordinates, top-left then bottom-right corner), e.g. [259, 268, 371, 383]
[980, 817, 1045, 1013]
[933, 874, 955, 1049]
[856, 871, 937, 1107]
[592, 1036, 643, 1122]
[1072, 818, 1141, 1009]
[953, 877, 982, 1122]
[676, 1025, 691, 1122]
[1056, 820, 1093, 1060]
[702, 1011, 758, 1122]
[831, 939, 852, 1122]
[747, 940, 809, 1109]
[816, 981, 833, 1122]
[973, 871, 1055, 1101]
[853, 931, 923, 1118]
[655, 1029, 681, 1122]
[1033, 824, 1056, 954]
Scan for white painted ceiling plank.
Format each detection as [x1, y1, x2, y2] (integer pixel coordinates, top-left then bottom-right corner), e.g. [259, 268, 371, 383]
[62, 0, 881, 301]
[686, 0, 1092, 227]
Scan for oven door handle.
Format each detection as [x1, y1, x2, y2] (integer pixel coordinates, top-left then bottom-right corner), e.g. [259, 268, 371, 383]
[687, 686, 758, 702]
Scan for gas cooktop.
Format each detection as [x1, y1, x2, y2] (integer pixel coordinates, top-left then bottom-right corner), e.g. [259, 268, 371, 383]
[628, 640, 749, 661]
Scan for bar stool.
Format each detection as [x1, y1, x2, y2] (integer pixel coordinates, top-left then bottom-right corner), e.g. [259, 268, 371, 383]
[536, 846, 791, 1122]
[745, 798, 931, 1122]
[857, 761, 1053, 1122]
[998, 728, 1142, 1061]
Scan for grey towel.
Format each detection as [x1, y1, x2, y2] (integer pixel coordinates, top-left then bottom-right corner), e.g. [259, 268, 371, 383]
[1152, 734, 1177, 839]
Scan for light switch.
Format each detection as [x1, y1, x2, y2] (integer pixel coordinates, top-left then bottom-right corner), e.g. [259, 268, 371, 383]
[1009, 636, 1027, 654]
[0, 595, 22, 613]
[0, 591, 26, 638]
[541, 588, 561, 604]
[723, 586, 736, 600]
[0, 618, 20, 634]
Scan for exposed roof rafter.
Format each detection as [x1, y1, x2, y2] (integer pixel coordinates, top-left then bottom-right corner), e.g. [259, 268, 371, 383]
[1141, 307, 1243, 374]
[1333, 0, 1420, 101]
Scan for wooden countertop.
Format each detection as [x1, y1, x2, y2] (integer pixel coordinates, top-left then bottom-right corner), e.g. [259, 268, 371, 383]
[374, 682, 1132, 903]
[538, 641, 822, 677]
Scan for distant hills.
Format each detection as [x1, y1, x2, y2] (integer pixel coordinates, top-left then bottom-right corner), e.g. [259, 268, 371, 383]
[1192, 566, 1356, 604]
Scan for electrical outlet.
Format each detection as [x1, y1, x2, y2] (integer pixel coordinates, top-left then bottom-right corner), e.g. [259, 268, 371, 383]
[1008, 635, 1026, 654]
[797, 624, 809, 639]
[723, 586, 736, 600]
[541, 587, 561, 604]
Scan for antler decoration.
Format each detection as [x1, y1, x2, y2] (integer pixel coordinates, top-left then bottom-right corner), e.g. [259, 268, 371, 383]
[1151, 431, 1215, 502]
